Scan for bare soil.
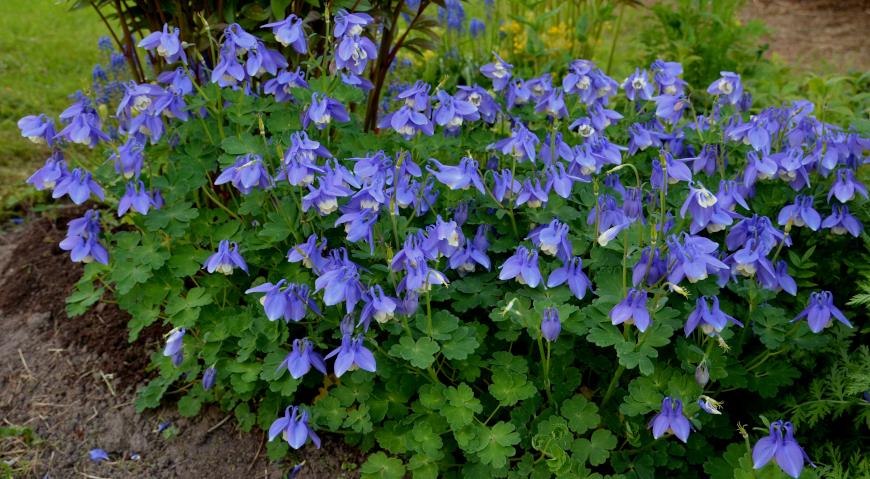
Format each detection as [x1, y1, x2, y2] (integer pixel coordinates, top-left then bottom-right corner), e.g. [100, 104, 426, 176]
[742, 0, 870, 72]
[0, 211, 363, 478]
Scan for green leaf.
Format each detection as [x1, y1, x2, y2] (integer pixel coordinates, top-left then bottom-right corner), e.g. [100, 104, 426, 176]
[164, 287, 213, 328]
[477, 421, 521, 468]
[389, 336, 440, 369]
[410, 421, 443, 457]
[441, 383, 482, 430]
[573, 429, 617, 466]
[178, 390, 204, 417]
[488, 371, 536, 406]
[561, 395, 600, 434]
[65, 279, 104, 317]
[360, 452, 406, 479]
[313, 396, 346, 430]
[416, 310, 458, 340]
[441, 325, 480, 360]
[407, 453, 440, 479]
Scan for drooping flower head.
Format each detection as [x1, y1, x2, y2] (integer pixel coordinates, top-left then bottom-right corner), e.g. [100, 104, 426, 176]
[215, 154, 272, 194]
[262, 15, 307, 53]
[479, 52, 513, 91]
[324, 333, 376, 376]
[498, 246, 542, 288]
[648, 397, 692, 443]
[684, 296, 743, 336]
[268, 406, 321, 450]
[203, 240, 248, 275]
[138, 24, 187, 64]
[792, 291, 852, 333]
[59, 210, 109, 265]
[541, 307, 561, 342]
[752, 420, 815, 478]
[278, 338, 327, 379]
[162, 327, 186, 366]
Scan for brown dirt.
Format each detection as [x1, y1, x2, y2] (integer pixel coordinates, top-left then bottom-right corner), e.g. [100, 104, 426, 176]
[741, 0, 870, 72]
[0, 212, 364, 478]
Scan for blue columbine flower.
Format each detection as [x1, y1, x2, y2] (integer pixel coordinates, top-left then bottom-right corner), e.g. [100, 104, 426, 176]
[163, 327, 186, 366]
[527, 219, 572, 260]
[89, 448, 110, 463]
[427, 156, 485, 193]
[314, 249, 364, 312]
[792, 291, 852, 333]
[697, 395, 723, 415]
[822, 204, 862, 237]
[778, 195, 821, 230]
[334, 9, 372, 37]
[684, 296, 743, 336]
[649, 397, 692, 443]
[59, 210, 109, 265]
[515, 179, 548, 208]
[716, 179, 750, 211]
[632, 247, 667, 287]
[138, 24, 186, 64]
[211, 43, 245, 87]
[680, 182, 734, 234]
[706, 71, 743, 105]
[610, 288, 651, 332]
[359, 285, 397, 329]
[215, 154, 272, 194]
[545, 163, 578, 199]
[828, 168, 868, 203]
[325, 333, 376, 376]
[652, 94, 688, 125]
[492, 168, 521, 202]
[118, 180, 159, 216]
[26, 152, 68, 191]
[433, 90, 479, 134]
[278, 338, 327, 379]
[287, 234, 327, 271]
[622, 68, 654, 101]
[650, 59, 685, 95]
[275, 131, 331, 186]
[202, 366, 217, 390]
[540, 132, 572, 164]
[534, 88, 569, 119]
[110, 136, 145, 179]
[499, 246, 542, 288]
[52, 167, 104, 205]
[456, 84, 499, 123]
[752, 420, 815, 478]
[203, 240, 248, 275]
[18, 114, 56, 145]
[302, 93, 350, 130]
[262, 15, 307, 53]
[667, 233, 729, 284]
[547, 257, 592, 300]
[448, 226, 491, 274]
[757, 259, 798, 296]
[541, 307, 561, 342]
[246, 279, 290, 321]
[268, 406, 321, 450]
[335, 34, 378, 75]
[263, 67, 309, 102]
[423, 215, 464, 258]
[480, 52, 513, 91]
[55, 95, 110, 147]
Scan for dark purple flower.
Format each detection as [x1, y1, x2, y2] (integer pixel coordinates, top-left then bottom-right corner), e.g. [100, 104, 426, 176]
[649, 397, 691, 443]
[203, 240, 248, 275]
[792, 291, 852, 333]
[610, 289, 650, 332]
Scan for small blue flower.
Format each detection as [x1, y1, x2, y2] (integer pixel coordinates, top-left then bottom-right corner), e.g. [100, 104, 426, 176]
[828, 168, 868, 203]
[792, 291, 852, 333]
[325, 333, 377, 376]
[202, 366, 217, 390]
[203, 240, 248, 275]
[359, 285, 397, 328]
[59, 210, 109, 265]
[610, 289, 651, 332]
[118, 180, 159, 216]
[433, 90, 479, 134]
[18, 114, 56, 145]
[706, 71, 743, 105]
[427, 156, 485, 193]
[278, 338, 327, 379]
[778, 195, 821, 230]
[287, 234, 327, 271]
[264, 67, 309, 102]
[455, 85, 500, 123]
[648, 397, 692, 442]
[334, 10, 373, 37]
[215, 154, 272, 194]
[302, 93, 350, 130]
[667, 233, 729, 284]
[752, 420, 815, 479]
[89, 448, 110, 463]
[479, 52, 512, 91]
[527, 219, 572, 260]
[822, 204, 862, 237]
[111, 136, 145, 179]
[163, 328, 186, 366]
[55, 96, 110, 147]
[262, 15, 307, 53]
[138, 24, 187, 64]
[534, 88, 568, 119]
[684, 296, 743, 336]
[541, 307, 560, 342]
[469, 18, 485, 37]
[515, 178, 548, 208]
[26, 152, 68, 191]
[632, 247, 667, 287]
[499, 246, 542, 288]
[547, 257, 592, 300]
[622, 68, 654, 101]
[492, 169, 520, 202]
[268, 406, 321, 450]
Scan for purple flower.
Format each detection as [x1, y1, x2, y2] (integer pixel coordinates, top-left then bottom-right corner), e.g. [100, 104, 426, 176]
[203, 240, 248, 275]
[828, 168, 868, 203]
[534, 88, 569, 119]
[211, 43, 245, 87]
[314, 250, 364, 312]
[777, 195, 821, 231]
[752, 421, 815, 478]
[18, 114, 56, 145]
[448, 226, 491, 274]
[287, 234, 327, 271]
[622, 68, 654, 101]
[427, 156, 485, 193]
[527, 219, 572, 260]
[202, 366, 217, 390]
[118, 180, 158, 216]
[506, 79, 531, 110]
[469, 18, 485, 37]
[545, 163, 577, 199]
[268, 406, 321, 449]
[680, 182, 733, 234]
[757, 259, 798, 296]
[433, 90, 479, 134]
[55, 97, 110, 147]
[541, 307, 561, 342]
[492, 169, 520, 202]
[650, 59, 685, 95]
[667, 233, 729, 284]
[302, 93, 350, 129]
[684, 296, 743, 336]
[822, 204, 862, 237]
[246, 280, 289, 321]
[652, 94, 688, 125]
[264, 67, 309, 102]
[632, 247, 667, 287]
[52, 167, 104, 205]
[59, 210, 109, 265]
[526, 73, 553, 99]
[325, 333, 376, 376]
[455, 85, 500, 123]
[359, 285, 398, 328]
[547, 257, 592, 300]
[334, 9, 373, 37]
[499, 246, 542, 287]
[716, 179, 750, 211]
[649, 397, 691, 443]
[275, 131, 330, 186]
[335, 34, 377, 75]
[215, 154, 272, 194]
[610, 289, 651, 332]
[138, 24, 186, 64]
[110, 136, 145, 179]
[262, 15, 307, 53]
[89, 448, 110, 463]
[488, 122, 540, 163]
[479, 52, 513, 91]
[540, 132, 572, 164]
[26, 152, 68, 191]
[792, 291, 852, 333]
[515, 178, 548, 208]
[379, 104, 433, 139]
[278, 338, 327, 379]
[163, 328, 186, 366]
[706, 71, 743, 105]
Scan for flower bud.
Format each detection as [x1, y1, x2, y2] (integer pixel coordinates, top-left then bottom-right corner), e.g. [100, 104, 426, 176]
[202, 366, 217, 390]
[695, 362, 710, 387]
[541, 307, 561, 342]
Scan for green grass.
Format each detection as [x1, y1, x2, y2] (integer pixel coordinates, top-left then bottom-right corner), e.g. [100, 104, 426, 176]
[0, 0, 104, 206]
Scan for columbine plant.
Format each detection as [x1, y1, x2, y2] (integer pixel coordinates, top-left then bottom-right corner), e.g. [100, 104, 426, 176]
[19, 5, 866, 478]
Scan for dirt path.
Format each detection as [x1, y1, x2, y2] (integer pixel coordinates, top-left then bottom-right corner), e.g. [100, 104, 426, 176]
[0, 213, 362, 478]
[742, 0, 870, 72]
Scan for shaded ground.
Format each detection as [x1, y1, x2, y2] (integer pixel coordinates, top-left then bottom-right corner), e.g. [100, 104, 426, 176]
[742, 0, 870, 72]
[0, 212, 363, 478]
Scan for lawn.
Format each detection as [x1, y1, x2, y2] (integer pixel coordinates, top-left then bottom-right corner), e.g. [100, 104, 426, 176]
[0, 0, 104, 207]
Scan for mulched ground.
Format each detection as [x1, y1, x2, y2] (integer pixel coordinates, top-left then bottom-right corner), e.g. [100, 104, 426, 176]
[0, 210, 363, 478]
